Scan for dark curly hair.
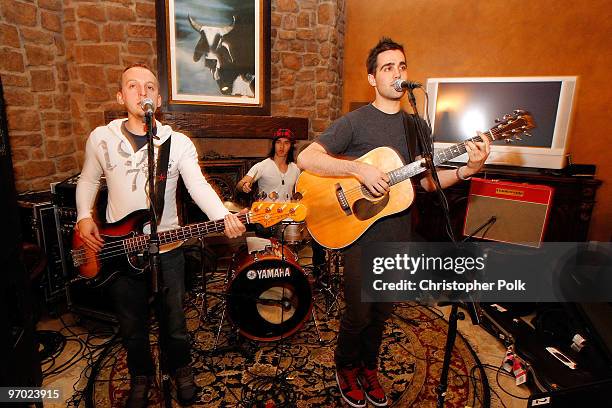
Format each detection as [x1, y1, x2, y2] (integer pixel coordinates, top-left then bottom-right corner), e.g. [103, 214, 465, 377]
[366, 37, 405, 75]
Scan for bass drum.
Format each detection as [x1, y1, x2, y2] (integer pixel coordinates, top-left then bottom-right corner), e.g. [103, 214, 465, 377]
[227, 239, 312, 341]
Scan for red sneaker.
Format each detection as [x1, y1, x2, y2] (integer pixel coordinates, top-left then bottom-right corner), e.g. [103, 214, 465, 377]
[358, 366, 388, 406]
[335, 366, 366, 407]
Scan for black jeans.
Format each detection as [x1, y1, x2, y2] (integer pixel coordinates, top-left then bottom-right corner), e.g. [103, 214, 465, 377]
[335, 245, 394, 368]
[311, 240, 327, 278]
[108, 249, 190, 376]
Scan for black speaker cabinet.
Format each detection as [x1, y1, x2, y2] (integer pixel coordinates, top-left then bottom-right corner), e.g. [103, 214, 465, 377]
[17, 191, 66, 313]
[528, 378, 612, 407]
[0, 76, 43, 392]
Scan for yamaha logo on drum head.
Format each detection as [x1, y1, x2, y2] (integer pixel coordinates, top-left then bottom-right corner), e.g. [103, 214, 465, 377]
[246, 268, 292, 280]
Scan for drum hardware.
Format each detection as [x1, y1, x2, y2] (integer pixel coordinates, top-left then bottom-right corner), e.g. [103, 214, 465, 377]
[274, 221, 311, 255]
[314, 249, 344, 317]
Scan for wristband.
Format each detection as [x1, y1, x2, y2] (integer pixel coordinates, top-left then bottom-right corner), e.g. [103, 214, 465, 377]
[456, 166, 472, 181]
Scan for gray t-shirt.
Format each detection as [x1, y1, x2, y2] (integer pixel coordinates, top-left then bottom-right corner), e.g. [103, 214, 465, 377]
[316, 103, 424, 245]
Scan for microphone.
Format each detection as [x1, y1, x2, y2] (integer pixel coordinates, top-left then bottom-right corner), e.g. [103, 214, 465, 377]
[140, 98, 155, 115]
[393, 79, 422, 92]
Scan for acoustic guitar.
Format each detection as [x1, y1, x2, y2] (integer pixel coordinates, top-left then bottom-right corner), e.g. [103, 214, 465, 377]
[296, 110, 535, 249]
[71, 201, 306, 287]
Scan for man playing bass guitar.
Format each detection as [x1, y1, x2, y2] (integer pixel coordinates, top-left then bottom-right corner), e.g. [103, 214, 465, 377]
[75, 64, 246, 408]
[296, 38, 490, 407]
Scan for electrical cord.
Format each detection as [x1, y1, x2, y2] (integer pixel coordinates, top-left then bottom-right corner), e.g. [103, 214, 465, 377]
[391, 303, 498, 407]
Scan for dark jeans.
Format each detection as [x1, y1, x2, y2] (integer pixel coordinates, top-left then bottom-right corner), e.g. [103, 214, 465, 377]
[311, 240, 327, 278]
[335, 245, 394, 368]
[108, 249, 190, 377]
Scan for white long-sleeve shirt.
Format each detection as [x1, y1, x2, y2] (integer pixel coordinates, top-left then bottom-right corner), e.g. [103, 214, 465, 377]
[76, 119, 229, 231]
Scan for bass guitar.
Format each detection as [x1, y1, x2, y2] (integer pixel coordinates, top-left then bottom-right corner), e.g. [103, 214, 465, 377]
[71, 201, 307, 287]
[296, 110, 535, 249]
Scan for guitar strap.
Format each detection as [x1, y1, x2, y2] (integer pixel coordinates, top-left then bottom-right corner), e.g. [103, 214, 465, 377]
[402, 111, 433, 162]
[401, 111, 419, 162]
[154, 136, 172, 225]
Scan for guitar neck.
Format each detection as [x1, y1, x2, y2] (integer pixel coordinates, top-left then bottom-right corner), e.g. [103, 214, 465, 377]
[159, 213, 249, 244]
[387, 131, 495, 185]
[127, 213, 250, 251]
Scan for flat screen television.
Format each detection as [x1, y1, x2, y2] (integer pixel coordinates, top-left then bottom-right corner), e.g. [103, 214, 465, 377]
[425, 76, 577, 169]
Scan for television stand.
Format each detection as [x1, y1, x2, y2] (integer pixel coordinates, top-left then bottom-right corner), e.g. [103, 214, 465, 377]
[414, 166, 601, 242]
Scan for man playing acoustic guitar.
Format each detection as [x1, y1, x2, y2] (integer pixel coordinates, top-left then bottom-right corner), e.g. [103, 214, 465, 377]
[297, 38, 490, 407]
[75, 64, 246, 407]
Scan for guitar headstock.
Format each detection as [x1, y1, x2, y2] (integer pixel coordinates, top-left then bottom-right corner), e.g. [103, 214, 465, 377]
[488, 110, 536, 143]
[249, 201, 307, 228]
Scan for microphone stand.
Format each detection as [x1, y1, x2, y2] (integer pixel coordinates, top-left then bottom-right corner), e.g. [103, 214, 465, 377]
[405, 87, 452, 240]
[405, 88, 479, 407]
[144, 111, 172, 408]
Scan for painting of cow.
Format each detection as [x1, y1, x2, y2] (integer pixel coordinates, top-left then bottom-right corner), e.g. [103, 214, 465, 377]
[159, 0, 269, 113]
[188, 14, 256, 97]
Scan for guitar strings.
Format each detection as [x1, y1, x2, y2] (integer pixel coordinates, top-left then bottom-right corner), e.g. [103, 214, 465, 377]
[339, 126, 510, 201]
[71, 212, 263, 263]
[71, 218, 243, 261]
[72, 210, 296, 267]
[72, 212, 285, 267]
[72, 213, 265, 266]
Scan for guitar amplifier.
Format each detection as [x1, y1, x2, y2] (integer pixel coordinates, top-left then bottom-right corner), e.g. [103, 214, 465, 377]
[52, 176, 116, 324]
[463, 178, 554, 247]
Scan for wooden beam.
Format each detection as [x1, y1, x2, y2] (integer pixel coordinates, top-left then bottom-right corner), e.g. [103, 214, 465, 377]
[104, 111, 308, 139]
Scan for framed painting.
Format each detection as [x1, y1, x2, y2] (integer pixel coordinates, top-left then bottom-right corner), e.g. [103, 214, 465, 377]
[156, 0, 270, 115]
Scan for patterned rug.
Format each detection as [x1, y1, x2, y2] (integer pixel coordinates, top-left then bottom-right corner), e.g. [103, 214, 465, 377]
[90, 277, 487, 407]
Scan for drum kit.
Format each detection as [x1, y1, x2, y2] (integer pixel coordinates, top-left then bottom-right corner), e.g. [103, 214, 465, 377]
[200, 201, 342, 348]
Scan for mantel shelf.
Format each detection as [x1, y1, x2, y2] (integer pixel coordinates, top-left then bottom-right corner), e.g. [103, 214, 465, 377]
[104, 111, 309, 139]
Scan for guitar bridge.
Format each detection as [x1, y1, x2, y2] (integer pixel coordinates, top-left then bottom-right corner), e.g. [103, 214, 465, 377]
[335, 183, 352, 216]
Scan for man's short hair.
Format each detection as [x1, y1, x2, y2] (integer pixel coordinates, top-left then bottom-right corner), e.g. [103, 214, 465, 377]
[366, 37, 405, 75]
[119, 63, 157, 88]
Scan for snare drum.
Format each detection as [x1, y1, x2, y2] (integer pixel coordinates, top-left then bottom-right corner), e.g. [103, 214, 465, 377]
[274, 221, 311, 245]
[226, 238, 312, 341]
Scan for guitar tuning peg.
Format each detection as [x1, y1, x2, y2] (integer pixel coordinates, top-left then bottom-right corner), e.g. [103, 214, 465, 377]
[495, 117, 501, 123]
[503, 114, 512, 120]
[513, 109, 524, 114]
[504, 138, 513, 143]
[524, 132, 532, 137]
[515, 136, 523, 141]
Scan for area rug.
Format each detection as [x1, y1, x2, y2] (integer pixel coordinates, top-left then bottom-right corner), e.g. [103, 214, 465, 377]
[90, 283, 487, 407]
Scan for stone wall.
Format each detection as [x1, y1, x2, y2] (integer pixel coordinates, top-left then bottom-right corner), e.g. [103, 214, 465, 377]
[65, 0, 157, 168]
[0, 0, 345, 192]
[1, 0, 71, 191]
[271, 0, 345, 133]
